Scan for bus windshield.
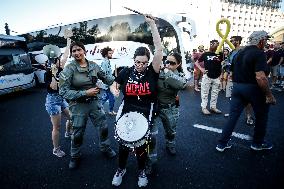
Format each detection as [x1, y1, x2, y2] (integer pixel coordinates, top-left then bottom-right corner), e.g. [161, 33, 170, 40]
[0, 41, 32, 77]
[22, 14, 180, 56]
[21, 13, 196, 81]
[0, 35, 35, 95]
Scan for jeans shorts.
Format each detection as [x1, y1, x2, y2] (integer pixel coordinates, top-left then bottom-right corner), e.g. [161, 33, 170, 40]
[45, 93, 69, 116]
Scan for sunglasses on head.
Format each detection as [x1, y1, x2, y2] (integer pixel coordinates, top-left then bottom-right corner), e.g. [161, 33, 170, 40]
[164, 60, 177, 66]
[134, 60, 149, 66]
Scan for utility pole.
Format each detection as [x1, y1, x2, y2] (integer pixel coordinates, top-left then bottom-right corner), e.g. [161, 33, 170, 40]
[110, 0, 112, 15]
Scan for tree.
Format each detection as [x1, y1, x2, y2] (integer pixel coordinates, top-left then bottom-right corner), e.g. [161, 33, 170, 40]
[35, 30, 47, 42]
[72, 21, 88, 41]
[107, 22, 131, 41]
[88, 24, 101, 37]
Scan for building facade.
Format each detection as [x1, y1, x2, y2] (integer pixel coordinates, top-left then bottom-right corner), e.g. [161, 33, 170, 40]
[187, 0, 284, 48]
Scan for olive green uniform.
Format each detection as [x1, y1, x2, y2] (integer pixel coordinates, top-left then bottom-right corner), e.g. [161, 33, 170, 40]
[59, 60, 114, 158]
[149, 69, 186, 162]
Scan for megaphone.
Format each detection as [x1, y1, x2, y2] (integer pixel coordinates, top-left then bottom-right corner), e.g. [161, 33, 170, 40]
[43, 44, 61, 59]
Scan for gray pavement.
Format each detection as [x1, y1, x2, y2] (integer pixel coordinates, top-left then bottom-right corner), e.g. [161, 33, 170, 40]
[0, 87, 283, 189]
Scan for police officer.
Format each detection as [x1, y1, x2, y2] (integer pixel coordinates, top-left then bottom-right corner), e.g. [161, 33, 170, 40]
[59, 41, 116, 169]
[146, 52, 187, 174]
[216, 31, 276, 152]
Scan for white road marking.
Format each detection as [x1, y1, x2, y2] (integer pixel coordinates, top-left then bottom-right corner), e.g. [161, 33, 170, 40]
[193, 124, 252, 141]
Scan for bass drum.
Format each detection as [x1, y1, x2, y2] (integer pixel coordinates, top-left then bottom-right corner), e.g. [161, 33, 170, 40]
[115, 111, 150, 148]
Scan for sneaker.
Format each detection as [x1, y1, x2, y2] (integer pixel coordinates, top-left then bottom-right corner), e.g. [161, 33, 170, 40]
[138, 170, 148, 187]
[102, 148, 116, 158]
[194, 87, 200, 92]
[216, 143, 232, 152]
[246, 117, 255, 126]
[64, 132, 71, 138]
[250, 141, 273, 151]
[210, 108, 222, 114]
[53, 147, 66, 157]
[108, 111, 117, 116]
[112, 168, 126, 186]
[202, 108, 211, 115]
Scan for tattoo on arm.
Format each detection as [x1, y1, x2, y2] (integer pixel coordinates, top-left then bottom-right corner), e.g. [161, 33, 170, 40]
[255, 71, 272, 96]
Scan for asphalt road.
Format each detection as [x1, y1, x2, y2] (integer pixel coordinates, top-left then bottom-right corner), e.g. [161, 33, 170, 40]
[0, 87, 283, 189]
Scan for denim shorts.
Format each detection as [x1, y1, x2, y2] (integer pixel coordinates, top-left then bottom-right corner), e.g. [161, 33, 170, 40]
[45, 93, 69, 115]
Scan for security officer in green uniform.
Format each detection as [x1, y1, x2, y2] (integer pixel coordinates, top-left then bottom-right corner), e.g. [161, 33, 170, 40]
[59, 41, 116, 169]
[147, 52, 187, 174]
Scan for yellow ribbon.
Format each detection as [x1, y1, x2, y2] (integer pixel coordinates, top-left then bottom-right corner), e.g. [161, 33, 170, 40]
[215, 18, 235, 54]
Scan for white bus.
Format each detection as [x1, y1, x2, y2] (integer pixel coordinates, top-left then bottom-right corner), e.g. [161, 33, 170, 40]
[21, 13, 196, 82]
[0, 35, 35, 95]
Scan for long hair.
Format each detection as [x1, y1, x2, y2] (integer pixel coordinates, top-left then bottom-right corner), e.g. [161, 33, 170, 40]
[169, 52, 183, 73]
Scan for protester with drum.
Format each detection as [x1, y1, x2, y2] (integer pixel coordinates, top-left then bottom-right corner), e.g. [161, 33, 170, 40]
[110, 14, 163, 187]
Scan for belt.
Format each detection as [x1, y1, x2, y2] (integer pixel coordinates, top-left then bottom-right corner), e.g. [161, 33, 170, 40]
[158, 103, 177, 109]
[72, 97, 96, 103]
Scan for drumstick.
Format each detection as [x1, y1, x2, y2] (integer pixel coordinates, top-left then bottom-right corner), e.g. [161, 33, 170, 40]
[114, 64, 118, 90]
[123, 6, 157, 20]
[114, 64, 118, 77]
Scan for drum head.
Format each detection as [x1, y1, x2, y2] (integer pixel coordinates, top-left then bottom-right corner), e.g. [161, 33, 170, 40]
[116, 112, 148, 142]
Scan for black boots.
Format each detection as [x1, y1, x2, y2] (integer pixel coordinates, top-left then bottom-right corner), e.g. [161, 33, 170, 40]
[69, 158, 80, 169]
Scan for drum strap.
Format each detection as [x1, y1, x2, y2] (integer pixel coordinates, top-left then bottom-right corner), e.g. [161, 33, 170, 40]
[148, 102, 154, 123]
[115, 101, 125, 122]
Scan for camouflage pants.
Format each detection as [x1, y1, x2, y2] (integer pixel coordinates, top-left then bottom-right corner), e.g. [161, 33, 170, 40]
[149, 106, 179, 162]
[69, 100, 110, 158]
[201, 74, 221, 109]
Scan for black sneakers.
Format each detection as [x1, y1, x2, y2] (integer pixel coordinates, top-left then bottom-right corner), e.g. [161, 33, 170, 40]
[250, 142, 273, 151]
[216, 143, 232, 152]
[69, 158, 80, 169]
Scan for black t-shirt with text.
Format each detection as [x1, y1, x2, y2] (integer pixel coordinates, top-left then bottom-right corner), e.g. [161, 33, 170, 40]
[115, 64, 159, 116]
[198, 51, 223, 79]
[232, 46, 269, 84]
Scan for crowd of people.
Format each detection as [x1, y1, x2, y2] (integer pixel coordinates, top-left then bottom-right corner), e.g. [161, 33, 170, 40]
[39, 13, 283, 188]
